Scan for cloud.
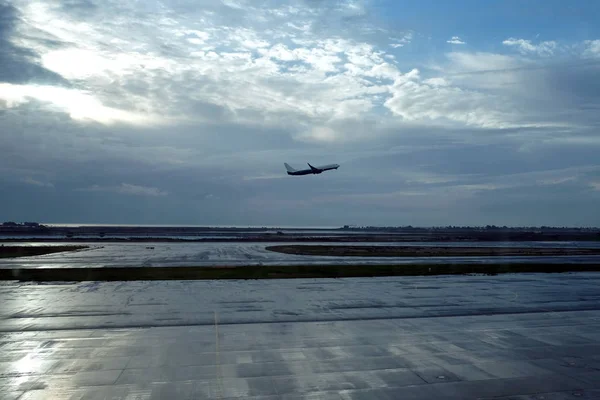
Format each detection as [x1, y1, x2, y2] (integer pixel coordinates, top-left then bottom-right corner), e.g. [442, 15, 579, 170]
[79, 183, 168, 197]
[538, 176, 577, 186]
[447, 36, 465, 45]
[583, 40, 600, 58]
[439, 50, 600, 133]
[1, 1, 404, 134]
[243, 174, 286, 181]
[389, 32, 412, 48]
[4, 0, 574, 138]
[502, 37, 557, 56]
[445, 51, 520, 73]
[383, 68, 517, 128]
[0, 83, 161, 125]
[21, 177, 54, 188]
[0, 3, 69, 85]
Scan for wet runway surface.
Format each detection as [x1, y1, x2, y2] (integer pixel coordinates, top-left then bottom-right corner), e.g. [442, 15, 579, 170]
[1, 273, 600, 399]
[2, 241, 600, 269]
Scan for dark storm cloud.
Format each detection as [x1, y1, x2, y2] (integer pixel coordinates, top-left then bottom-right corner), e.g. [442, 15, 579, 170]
[505, 60, 600, 128]
[2, 97, 598, 227]
[542, 62, 600, 127]
[0, 3, 68, 85]
[445, 55, 600, 130]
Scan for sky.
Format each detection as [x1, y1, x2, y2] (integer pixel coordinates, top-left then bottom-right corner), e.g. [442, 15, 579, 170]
[1, 0, 600, 227]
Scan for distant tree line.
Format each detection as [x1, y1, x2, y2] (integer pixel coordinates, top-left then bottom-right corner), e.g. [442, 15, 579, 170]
[339, 225, 599, 231]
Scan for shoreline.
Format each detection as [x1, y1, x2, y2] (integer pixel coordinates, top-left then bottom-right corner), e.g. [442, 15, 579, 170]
[2, 235, 600, 243]
[2, 226, 599, 243]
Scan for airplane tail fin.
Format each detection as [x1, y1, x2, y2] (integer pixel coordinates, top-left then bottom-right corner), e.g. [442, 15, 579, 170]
[284, 163, 296, 172]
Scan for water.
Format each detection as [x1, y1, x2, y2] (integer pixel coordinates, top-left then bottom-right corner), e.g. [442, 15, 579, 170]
[2, 241, 600, 269]
[40, 223, 341, 229]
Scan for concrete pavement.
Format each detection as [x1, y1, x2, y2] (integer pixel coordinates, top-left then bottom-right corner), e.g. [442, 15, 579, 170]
[1, 273, 600, 399]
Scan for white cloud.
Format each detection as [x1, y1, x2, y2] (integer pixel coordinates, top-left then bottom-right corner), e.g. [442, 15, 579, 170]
[337, 0, 367, 17]
[7, 0, 568, 143]
[383, 68, 515, 128]
[21, 177, 54, 188]
[3, 1, 599, 145]
[6, 2, 405, 135]
[539, 176, 576, 185]
[80, 183, 167, 197]
[445, 52, 520, 73]
[583, 40, 600, 58]
[447, 36, 466, 45]
[0, 83, 160, 125]
[118, 183, 168, 197]
[423, 77, 449, 87]
[228, 28, 271, 49]
[296, 126, 338, 142]
[484, 167, 598, 191]
[222, 0, 245, 10]
[502, 38, 557, 56]
[389, 32, 412, 48]
[242, 174, 285, 181]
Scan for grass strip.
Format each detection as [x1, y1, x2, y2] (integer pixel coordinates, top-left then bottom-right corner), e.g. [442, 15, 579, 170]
[2, 263, 600, 282]
[266, 245, 600, 257]
[0, 246, 88, 258]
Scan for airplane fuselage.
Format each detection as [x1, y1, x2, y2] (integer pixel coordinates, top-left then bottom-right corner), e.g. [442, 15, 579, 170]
[287, 170, 314, 176]
[285, 163, 339, 176]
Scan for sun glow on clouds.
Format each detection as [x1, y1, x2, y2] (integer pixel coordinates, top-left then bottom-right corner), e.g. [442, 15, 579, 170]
[1, 0, 597, 151]
[40, 48, 171, 80]
[8, 0, 536, 136]
[0, 83, 156, 125]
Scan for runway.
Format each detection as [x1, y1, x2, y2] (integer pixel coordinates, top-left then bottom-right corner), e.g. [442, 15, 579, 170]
[1, 273, 600, 399]
[2, 241, 600, 269]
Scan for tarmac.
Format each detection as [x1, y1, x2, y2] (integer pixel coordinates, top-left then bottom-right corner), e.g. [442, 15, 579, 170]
[1, 273, 600, 399]
[2, 241, 600, 268]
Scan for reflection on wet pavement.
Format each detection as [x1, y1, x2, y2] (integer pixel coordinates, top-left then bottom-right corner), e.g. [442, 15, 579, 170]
[1, 273, 600, 398]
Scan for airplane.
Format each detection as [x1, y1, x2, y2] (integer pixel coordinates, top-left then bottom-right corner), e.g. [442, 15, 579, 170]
[284, 162, 340, 176]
